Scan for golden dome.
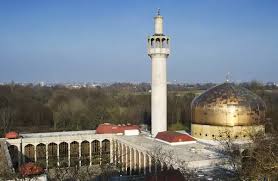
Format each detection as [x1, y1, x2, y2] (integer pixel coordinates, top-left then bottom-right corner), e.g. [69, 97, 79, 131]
[191, 82, 266, 127]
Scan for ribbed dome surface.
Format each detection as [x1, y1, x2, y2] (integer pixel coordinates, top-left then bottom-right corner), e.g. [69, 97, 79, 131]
[191, 83, 266, 126]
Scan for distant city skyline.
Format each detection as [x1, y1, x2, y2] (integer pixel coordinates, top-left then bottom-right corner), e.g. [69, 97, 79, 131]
[0, 0, 277, 83]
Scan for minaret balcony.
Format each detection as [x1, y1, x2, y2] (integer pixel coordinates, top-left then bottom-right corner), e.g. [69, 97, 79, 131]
[147, 35, 170, 56]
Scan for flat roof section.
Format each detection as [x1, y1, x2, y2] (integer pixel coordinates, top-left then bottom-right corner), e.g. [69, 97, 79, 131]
[20, 130, 96, 138]
[116, 135, 224, 169]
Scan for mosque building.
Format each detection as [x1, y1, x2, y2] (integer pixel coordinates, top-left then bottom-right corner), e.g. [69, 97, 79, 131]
[0, 10, 266, 179]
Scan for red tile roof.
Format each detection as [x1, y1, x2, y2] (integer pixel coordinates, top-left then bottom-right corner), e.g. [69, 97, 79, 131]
[5, 131, 19, 139]
[155, 131, 195, 143]
[96, 123, 140, 134]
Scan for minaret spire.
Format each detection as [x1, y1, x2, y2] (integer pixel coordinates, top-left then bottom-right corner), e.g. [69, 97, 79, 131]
[157, 8, 160, 16]
[147, 10, 170, 136]
[154, 9, 163, 35]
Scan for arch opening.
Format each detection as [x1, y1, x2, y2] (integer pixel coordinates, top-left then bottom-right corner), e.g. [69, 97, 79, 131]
[140, 152, 144, 173]
[130, 148, 134, 174]
[70, 141, 79, 167]
[81, 141, 90, 166]
[91, 140, 100, 165]
[162, 38, 167, 48]
[36, 143, 46, 168]
[155, 38, 161, 48]
[135, 150, 139, 174]
[102, 139, 110, 164]
[24, 144, 35, 163]
[126, 146, 130, 174]
[146, 155, 150, 174]
[122, 145, 126, 169]
[48, 143, 57, 168]
[151, 38, 155, 48]
[59, 142, 68, 167]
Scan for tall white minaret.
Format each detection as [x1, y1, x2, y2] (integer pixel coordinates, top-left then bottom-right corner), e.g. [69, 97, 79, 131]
[147, 9, 170, 136]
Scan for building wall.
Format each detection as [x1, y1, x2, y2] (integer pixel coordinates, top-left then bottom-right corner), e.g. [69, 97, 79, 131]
[191, 124, 265, 140]
[4, 132, 153, 175]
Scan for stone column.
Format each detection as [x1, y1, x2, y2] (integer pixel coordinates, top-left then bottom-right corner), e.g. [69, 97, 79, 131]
[99, 140, 102, 165]
[34, 145, 37, 162]
[89, 141, 92, 166]
[138, 152, 141, 174]
[57, 143, 60, 167]
[79, 142, 81, 167]
[115, 141, 118, 164]
[110, 139, 113, 163]
[130, 148, 132, 175]
[68, 142, 71, 167]
[46, 144, 48, 169]
[125, 146, 128, 173]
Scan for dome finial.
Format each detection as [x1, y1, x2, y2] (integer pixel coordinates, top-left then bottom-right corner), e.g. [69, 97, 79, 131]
[226, 72, 231, 82]
[157, 8, 160, 16]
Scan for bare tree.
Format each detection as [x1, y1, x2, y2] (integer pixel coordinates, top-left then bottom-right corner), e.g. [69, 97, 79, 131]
[0, 106, 15, 134]
[214, 130, 243, 180]
[148, 145, 197, 180]
[216, 131, 278, 180]
[48, 153, 121, 180]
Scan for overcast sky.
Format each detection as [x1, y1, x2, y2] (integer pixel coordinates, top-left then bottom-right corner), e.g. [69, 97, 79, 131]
[0, 0, 277, 83]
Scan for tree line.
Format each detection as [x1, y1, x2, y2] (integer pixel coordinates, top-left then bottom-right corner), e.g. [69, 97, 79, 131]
[0, 81, 277, 136]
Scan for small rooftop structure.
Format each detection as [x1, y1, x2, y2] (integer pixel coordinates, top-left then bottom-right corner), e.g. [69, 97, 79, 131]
[155, 131, 196, 145]
[96, 123, 140, 135]
[5, 131, 19, 139]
